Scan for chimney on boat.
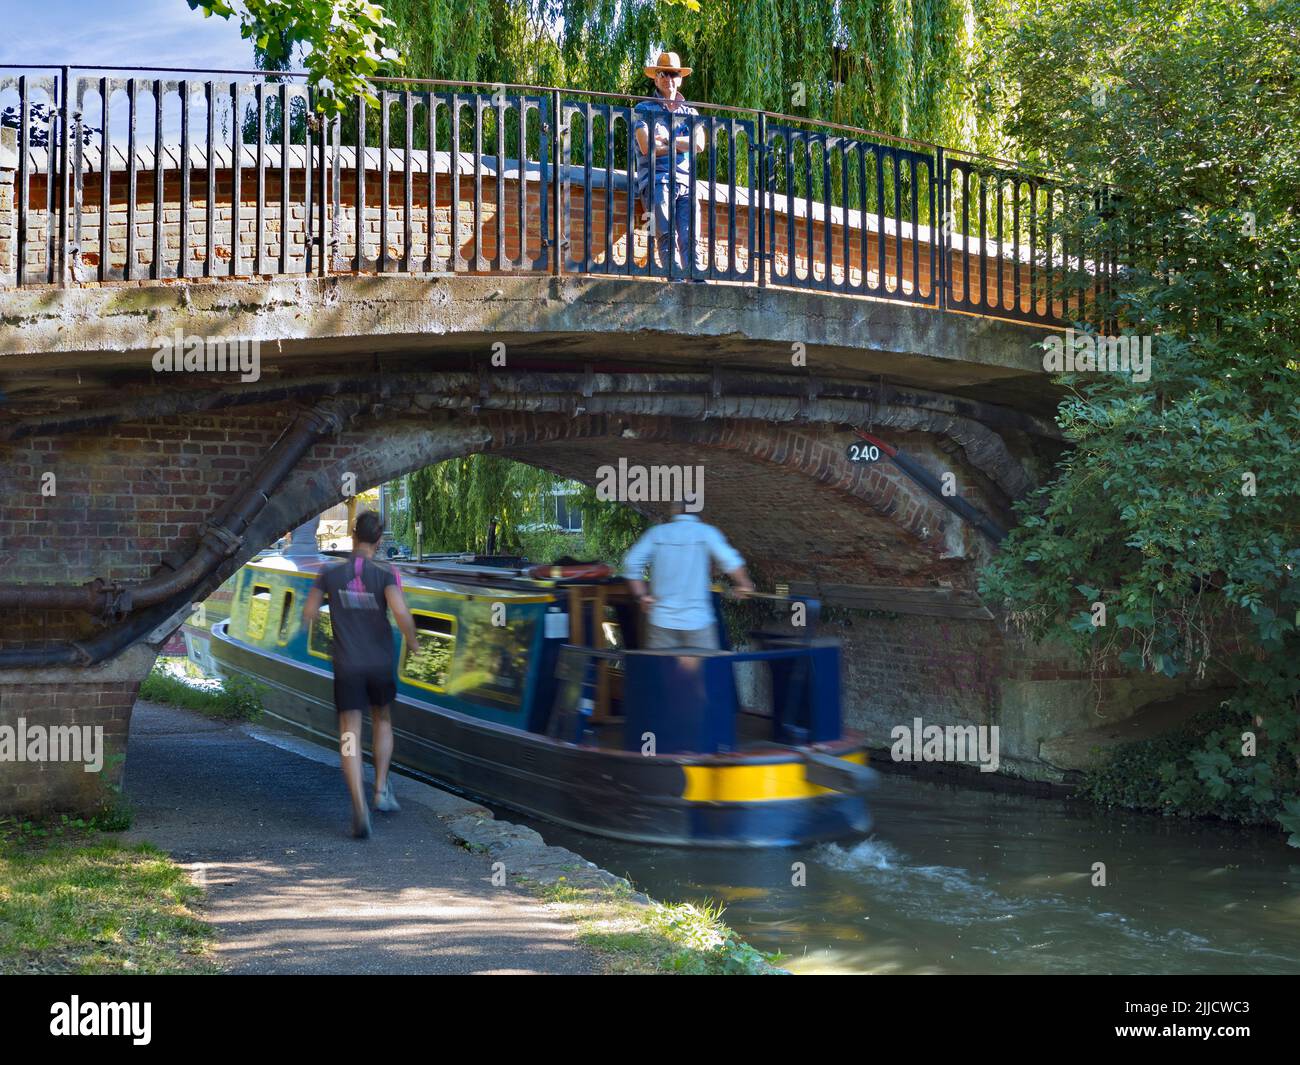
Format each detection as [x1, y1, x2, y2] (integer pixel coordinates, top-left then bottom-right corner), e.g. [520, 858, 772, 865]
[283, 517, 321, 557]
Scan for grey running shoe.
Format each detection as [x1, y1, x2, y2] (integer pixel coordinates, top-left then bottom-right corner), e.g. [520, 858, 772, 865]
[351, 805, 372, 839]
[373, 777, 400, 813]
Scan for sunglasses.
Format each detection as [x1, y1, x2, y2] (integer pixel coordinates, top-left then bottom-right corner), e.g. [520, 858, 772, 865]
[656, 70, 682, 78]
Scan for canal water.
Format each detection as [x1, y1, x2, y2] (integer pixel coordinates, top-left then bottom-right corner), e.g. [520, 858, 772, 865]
[500, 775, 1300, 975]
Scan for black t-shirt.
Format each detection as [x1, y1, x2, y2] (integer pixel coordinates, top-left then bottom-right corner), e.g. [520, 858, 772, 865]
[313, 555, 401, 672]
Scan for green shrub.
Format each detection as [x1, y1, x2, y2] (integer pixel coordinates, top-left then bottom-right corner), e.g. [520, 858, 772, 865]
[1083, 661, 1300, 846]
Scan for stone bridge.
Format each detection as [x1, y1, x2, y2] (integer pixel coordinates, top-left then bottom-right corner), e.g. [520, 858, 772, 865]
[0, 68, 1171, 816]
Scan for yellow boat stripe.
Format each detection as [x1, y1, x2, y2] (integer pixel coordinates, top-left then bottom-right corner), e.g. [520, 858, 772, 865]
[681, 751, 866, 803]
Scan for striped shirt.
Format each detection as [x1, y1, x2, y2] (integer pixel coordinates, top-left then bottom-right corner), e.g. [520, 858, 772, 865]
[632, 91, 700, 192]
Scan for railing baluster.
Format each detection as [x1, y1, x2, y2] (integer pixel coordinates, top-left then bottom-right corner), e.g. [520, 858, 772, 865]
[124, 80, 137, 281]
[43, 79, 57, 284]
[875, 147, 886, 294]
[204, 82, 215, 278]
[725, 118, 738, 279]
[57, 66, 70, 286]
[892, 152, 903, 297]
[304, 88, 312, 274]
[549, 89, 561, 277]
[278, 82, 289, 275]
[995, 174, 1005, 311]
[255, 82, 265, 275]
[857, 145, 868, 294]
[15, 76, 29, 287]
[838, 140, 850, 292]
[151, 79, 163, 279]
[379, 89, 390, 273]
[472, 94, 483, 270]
[706, 114, 717, 280]
[1044, 186, 1055, 321]
[403, 90, 413, 273]
[230, 82, 241, 276]
[355, 95, 365, 271]
[496, 92, 507, 272]
[755, 112, 766, 287]
[179, 80, 190, 278]
[1012, 178, 1022, 313]
[977, 171, 989, 310]
[1028, 180, 1039, 317]
[450, 95, 462, 270]
[909, 157, 919, 299]
[99, 77, 110, 283]
[686, 113, 697, 280]
[581, 100, 592, 273]
[820, 136, 832, 290]
[601, 103, 613, 274]
[522, 96, 534, 270]
[803, 137, 814, 286]
[624, 103, 636, 277]
[784, 135, 795, 285]
[933, 149, 944, 307]
[427, 93, 437, 271]
[72, 84, 83, 281]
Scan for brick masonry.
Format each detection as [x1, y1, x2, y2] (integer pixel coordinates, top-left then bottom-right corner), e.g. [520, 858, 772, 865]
[0, 394, 1169, 813]
[0, 644, 154, 815]
[0, 146, 1056, 316]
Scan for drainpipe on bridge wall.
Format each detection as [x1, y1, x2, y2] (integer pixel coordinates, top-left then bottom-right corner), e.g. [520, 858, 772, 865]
[854, 429, 1008, 545]
[0, 399, 360, 669]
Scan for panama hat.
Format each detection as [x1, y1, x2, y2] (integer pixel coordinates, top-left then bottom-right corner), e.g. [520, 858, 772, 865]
[644, 51, 692, 79]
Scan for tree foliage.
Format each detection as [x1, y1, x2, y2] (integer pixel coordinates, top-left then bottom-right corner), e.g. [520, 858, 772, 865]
[394, 454, 552, 554]
[188, 0, 402, 110]
[378, 0, 989, 150]
[977, 0, 1300, 841]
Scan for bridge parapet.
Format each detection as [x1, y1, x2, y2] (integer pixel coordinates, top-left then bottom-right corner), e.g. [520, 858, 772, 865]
[0, 66, 1116, 328]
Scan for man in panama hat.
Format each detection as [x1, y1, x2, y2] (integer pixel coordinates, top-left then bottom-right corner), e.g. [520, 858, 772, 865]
[633, 51, 706, 280]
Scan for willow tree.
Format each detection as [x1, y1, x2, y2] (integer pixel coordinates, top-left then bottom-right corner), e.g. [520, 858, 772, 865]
[393, 456, 558, 555]
[380, 0, 990, 150]
[391, 457, 650, 563]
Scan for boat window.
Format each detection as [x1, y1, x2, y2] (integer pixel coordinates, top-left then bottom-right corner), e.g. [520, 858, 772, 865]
[276, 589, 294, 645]
[308, 606, 333, 660]
[247, 584, 272, 640]
[401, 612, 456, 692]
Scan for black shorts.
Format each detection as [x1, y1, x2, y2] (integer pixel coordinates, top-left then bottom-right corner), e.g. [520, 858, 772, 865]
[333, 666, 397, 713]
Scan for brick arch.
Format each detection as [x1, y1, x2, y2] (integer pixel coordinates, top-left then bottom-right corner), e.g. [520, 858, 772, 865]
[267, 409, 980, 592]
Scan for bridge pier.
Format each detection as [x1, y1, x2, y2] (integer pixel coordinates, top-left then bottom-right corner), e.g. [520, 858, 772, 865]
[0, 644, 153, 816]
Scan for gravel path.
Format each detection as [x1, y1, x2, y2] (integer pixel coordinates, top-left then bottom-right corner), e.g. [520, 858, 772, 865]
[122, 701, 603, 975]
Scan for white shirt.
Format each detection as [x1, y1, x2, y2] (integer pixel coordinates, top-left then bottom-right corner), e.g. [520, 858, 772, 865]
[621, 514, 745, 631]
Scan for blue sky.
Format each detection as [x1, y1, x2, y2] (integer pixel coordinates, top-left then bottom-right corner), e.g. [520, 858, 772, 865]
[0, 0, 257, 71]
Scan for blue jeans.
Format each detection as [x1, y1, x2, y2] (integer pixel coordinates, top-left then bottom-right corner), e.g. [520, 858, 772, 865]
[641, 178, 697, 275]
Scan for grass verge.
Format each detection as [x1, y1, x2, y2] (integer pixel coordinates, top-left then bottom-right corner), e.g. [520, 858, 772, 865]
[0, 818, 216, 975]
[138, 660, 265, 722]
[525, 875, 785, 975]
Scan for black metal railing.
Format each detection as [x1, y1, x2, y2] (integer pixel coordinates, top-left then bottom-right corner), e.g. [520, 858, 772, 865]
[0, 65, 1116, 328]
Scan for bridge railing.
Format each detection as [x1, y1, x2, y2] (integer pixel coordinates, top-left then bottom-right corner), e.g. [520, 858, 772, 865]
[0, 65, 1116, 327]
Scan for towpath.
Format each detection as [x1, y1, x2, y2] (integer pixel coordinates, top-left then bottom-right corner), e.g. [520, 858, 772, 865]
[123, 701, 603, 974]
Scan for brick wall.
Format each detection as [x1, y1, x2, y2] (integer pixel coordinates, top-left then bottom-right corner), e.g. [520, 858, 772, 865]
[0, 645, 153, 816]
[1, 151, 1051, 315]
[0, 400, 1187, 808]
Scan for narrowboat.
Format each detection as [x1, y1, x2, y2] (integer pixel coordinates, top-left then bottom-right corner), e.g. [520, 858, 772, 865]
[184, 549, 873, 847]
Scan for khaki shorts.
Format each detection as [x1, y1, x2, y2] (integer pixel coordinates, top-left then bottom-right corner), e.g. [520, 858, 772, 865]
[645, 622, 720, 650]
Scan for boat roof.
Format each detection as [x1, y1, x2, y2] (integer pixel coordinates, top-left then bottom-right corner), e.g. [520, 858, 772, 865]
[245, 550, 623, 598]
